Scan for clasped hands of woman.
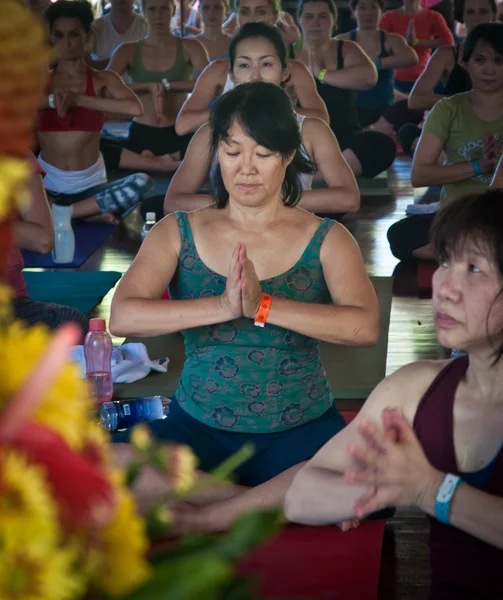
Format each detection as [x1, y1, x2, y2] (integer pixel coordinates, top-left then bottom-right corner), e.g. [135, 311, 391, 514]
[344, 408, 444, 519]
[218, 242, 264, 321]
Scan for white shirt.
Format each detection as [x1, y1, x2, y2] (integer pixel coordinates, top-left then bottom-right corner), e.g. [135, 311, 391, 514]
[90, 13, 148, 60]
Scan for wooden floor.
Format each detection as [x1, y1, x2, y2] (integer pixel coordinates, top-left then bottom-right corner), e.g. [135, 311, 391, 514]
[82, 155, 443, 599]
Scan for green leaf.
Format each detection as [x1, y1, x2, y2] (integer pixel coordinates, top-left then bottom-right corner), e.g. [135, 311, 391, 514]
[214, 576, 258, 600]
[208, 444, 255, 483]
[122, 555, 232, 600]
[213, 510, 281, 561]
[125, 459, 144, 488]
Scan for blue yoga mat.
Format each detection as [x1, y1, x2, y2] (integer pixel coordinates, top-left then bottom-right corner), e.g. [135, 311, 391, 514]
[22, 221, 117, 268]
[24, 271, 122, 315]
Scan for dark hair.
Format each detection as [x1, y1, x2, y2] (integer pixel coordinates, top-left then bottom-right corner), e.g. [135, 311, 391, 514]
[462, 22, 503, 62]
[209, 82, 315, 208]
[298, 0, 338, 27]
[229, 22, 287, 71]
[44, 0, 94, 32]
[349, 0, 385, 12]
[454, 0, 497, 25]
[431, 189, 503, 362]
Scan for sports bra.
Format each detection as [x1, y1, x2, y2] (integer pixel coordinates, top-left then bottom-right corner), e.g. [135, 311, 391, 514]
[38, 67, 105, 133]
[128, 38, 192, 83]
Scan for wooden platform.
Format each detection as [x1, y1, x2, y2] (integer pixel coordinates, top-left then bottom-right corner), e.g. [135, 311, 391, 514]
[75, 156, 439, 599]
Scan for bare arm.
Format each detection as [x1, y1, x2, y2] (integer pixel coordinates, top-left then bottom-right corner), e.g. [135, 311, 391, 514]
[321, 41, 377, 91]
[380, 33, 418, 70]
[289, 61, 329, 123]
[419, 480, 503, 550]
[285, 361, 440, 524]
[490, 154, 503, 188]
[266, 223, 379, 346]
[299, 118, 359, 213]
[408, 47, 453, 110]
[164, 124, 214, 214]
[411, 130, 475, 187]
[77, 70, 143, 117]
[175, 60, 227, 135]
[222, 11, 237, 36]
[109, 215, 231, 337]
[14, 172, 54, 254]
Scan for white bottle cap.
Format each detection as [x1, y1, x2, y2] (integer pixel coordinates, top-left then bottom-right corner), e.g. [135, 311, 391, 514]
[146, 212, 156, 222]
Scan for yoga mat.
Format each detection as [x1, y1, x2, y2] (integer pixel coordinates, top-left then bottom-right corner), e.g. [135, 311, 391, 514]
[24, 270, 122, 315]
[236, 522, 385, 600]
[113, 276, 392, 401]
[22, 221, 117, 269]
[417, 261, 438, 295]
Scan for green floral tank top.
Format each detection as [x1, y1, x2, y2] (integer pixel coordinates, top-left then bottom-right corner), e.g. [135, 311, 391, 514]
[168, 211, 336, 433]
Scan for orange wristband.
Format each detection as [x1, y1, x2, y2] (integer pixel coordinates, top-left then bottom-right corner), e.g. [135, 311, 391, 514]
[254, 293, 272, 328]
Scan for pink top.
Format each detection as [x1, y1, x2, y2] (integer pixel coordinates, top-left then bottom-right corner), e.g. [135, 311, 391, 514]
[7, 154, 45, 299]
[379, 9, 454, 81]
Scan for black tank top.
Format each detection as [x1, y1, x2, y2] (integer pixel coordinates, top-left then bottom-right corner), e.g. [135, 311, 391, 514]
[413, 357, 503, 599]
[443, 45, 472, 96]
[316, 41, 361, 138]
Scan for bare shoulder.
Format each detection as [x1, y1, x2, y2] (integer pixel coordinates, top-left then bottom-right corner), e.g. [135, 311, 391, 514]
[290, 59, 311, 80]
[182, 37, 206, 53]
[334, 32, 350, 40]
[114, 41, 138, 57]
[151, 212, 183, 245]
[301, 116, 331, 137]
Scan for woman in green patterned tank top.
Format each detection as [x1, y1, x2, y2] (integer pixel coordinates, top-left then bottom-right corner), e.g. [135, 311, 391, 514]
[111, 82, 379, 533]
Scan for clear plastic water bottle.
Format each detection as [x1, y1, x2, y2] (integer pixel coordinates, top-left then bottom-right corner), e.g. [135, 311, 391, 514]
[51, 204, 75, 263]
[141, 212, 156, 241]
[84, 318, 113, 404]
[100, 396, 170, 432]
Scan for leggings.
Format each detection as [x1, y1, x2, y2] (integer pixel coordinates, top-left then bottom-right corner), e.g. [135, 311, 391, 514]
[357, 100, 423, 134]
[337, 129, 397, 178]
[387, 213, 435, 262]
[14, 297, 89, 340]
[114, 398, 346, 487]
[101, 121, 193, 171]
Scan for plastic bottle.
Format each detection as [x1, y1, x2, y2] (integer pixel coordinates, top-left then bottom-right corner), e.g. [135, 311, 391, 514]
[84, 318, 113, 404]
[51, 204, 75, 263]
[141, 212, 156, 241]
[100, 396, 170, 432]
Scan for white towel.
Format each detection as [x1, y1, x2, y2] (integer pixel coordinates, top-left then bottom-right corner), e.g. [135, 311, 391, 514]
[405, 201, 440, 216]
[70, 343, 169, 384]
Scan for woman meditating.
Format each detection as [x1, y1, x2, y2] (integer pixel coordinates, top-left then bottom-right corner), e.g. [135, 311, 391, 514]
[192, 0, 231, 61]
[175, 0, 328, 136]
[222, 0, 300, 45]
[39, 0, 153, 222]
[286, 188, 503, 600]
[165, 23, 359, 216]
[379, 0, 454, 94]
[104, 0, 209, 170]
[399, 0, 496, 157]
[388, 22, 503, 262]
[110, 82, 379, 532]
[295, 0, 397, 178]
[336, 0, 421, 135]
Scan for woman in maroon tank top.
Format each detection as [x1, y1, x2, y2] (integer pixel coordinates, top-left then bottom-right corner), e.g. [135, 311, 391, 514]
[286, 188, 503, 599]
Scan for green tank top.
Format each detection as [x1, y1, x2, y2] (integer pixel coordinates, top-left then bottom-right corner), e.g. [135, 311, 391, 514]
[129, 38, 192, 83]
[168, 211, 337, 433]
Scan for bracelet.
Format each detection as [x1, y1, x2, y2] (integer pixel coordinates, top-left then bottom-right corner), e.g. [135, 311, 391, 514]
[472, 159, 482, 177]
[48, 93, 56, 109]
[161, 78, 171, 91]
[254, 293, 272, 328]
[375, 58, 381, 71]
[318, 68, 327, 83]
[435, 473, 462, 525]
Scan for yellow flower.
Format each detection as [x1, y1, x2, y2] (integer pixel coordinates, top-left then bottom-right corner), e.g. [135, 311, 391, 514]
[0, 322, 92, 450]
[0, 283, 13, 324]
[0, 450, 57, 538]
[0, 157, 30, 221]
[130, 423, 153, 453]
[92, 489, 151, 597]
[0, 534, 81, 600]
[171, 445, 198, 494]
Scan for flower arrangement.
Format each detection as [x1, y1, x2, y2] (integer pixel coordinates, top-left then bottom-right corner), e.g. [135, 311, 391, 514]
[0, 3, 279, 599]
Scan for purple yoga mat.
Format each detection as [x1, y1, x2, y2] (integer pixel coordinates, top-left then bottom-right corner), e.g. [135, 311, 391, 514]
[22, 221, 117, 269]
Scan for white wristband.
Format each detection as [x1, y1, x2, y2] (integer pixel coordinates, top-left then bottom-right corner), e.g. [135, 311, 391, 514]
[48, 93, 56, 109]
[161, 78, 171, 91]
